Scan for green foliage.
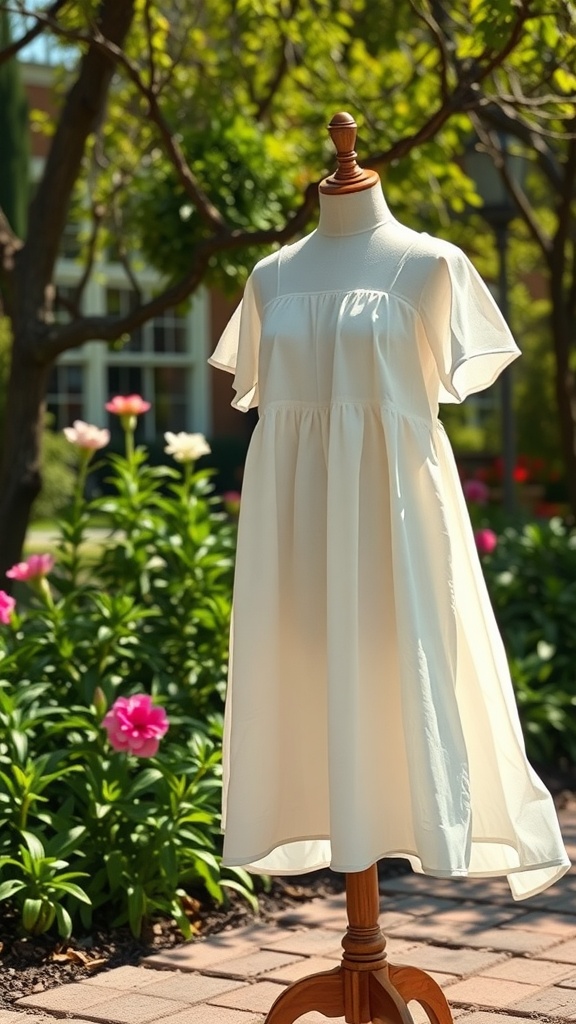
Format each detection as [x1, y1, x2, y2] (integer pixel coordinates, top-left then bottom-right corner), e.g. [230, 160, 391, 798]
[0, 423, 256, 939]
[31, 424, 78, 521]
[127, 114, 302, 293]
[482, 518, 576, 766]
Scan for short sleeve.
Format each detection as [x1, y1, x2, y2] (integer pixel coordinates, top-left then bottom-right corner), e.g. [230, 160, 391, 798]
[419, 248, 521, 405]
[208, 273, 261, 412]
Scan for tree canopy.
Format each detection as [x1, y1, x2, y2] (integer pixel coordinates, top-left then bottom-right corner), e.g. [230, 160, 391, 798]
[0, 0, 575, 571]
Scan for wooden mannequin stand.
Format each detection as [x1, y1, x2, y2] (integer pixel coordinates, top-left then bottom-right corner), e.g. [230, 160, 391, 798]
[264, 113, 454, 1024]
[265, 864, 452, 1024]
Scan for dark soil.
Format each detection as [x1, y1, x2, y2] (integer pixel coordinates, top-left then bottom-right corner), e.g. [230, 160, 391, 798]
[1, 779, 572, 1010]
[0, 872, 348, 1009]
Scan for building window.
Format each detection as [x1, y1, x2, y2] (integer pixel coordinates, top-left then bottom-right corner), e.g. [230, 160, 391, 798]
[47, 364, 84, 430]
[154, 366, 188, 433]
[153, 307, 188, 354]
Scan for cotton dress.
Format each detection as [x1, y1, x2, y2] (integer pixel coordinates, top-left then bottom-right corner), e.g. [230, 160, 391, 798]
[209, 189, 569, 900]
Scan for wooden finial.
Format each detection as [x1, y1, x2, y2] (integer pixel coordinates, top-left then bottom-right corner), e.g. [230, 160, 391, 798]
[319, 111, 379, 195]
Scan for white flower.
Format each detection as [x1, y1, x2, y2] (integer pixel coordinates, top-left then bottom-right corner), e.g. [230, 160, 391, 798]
[63, 420, 110, 451]
[164, 431, 211, 463]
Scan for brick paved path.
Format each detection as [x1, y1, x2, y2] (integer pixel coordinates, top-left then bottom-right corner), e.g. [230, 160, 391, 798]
[4, 807, 576, 1024]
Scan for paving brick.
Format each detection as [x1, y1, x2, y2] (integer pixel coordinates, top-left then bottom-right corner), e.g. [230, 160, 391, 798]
[262, 928, 344, 957]
[456, 1013, 536, 1024]
[378, 895, 447, 916]
[142, 935, 265, 973]
[379, 876, 512, 906]
[141, 974, 246, 1003]
[0, 1015, 59, 1024]
[510, 912, 576, 938]
[155, 1006, 261, 1024]
[203, 949, 306, 980]
[74, 993, 189, 1023]
[16, 984, 122, 1015]
[433, 907, 519, 929]
[391, 920, 469, 945]
[382, 895, 513, 926]
[407, 1003, 468, 1024]
[389, 941, 507, 978]
[265, 955, 341, 984]
[481, 956, 574, 986]
[513, 985, 576, 1018]
[379, 911, 418, 931]
[539, 938, 576, 964]
[209, 980, 286, 1013]
[555, 973, 576, 990]
[443, 976, 541, 1008]
[274, 902, 346, 930]
[83, 966, 157, 989]
[438, 926, 561, 955]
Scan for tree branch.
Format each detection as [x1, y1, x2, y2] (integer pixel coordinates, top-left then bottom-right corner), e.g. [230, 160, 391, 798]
[367, 0, 531, 167]
[12, 3, 229, 234]
[40, 179, 321, 360]
[70, 202, 105, 310]
[14, 0, 137, 316]
[0, 0, 69, 64]
[470, 114, 554, 260]
[409, 0, 451, 101]
[478, 101, 564, 191]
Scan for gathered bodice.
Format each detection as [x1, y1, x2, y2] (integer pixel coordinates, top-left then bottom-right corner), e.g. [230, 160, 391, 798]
[258, 286, 437, 422]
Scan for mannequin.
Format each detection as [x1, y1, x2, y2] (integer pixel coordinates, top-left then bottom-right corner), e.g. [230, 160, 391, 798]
[260, 111, 455, 1024]
[209, 112, 569, 1024]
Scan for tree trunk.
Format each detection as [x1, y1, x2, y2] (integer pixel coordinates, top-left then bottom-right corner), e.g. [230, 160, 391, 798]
[0, 0, 136, 581]
[0, 336, 51, 582]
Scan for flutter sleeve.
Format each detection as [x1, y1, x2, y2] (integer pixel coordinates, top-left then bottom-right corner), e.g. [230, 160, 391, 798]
[419, 247, 521, 405]
[208, 272, 261, 412]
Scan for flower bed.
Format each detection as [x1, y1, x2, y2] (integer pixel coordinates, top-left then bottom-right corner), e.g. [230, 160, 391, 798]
[0, 397, 255, 940]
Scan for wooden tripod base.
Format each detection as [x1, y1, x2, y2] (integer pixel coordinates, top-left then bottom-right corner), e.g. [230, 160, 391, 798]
[265, 866, 453, 1024]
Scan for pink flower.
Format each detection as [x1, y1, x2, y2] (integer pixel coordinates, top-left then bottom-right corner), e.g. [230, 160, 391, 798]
[7, 553, 55, 582]
[0, 590, 16, 625]
[463, 479, 490, 505]
[63, 420, 110, 451]
[475, 528, 498, 556]
[105, 395, 151, 416]
[102, 694, 169, 757]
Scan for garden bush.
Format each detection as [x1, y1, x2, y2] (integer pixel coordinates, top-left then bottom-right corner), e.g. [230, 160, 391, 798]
[482, 518, 576, 768]
[0, 398, 255, 941]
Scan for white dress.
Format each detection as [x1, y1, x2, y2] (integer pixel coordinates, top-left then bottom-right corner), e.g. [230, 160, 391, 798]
[209, 185, 569, 900]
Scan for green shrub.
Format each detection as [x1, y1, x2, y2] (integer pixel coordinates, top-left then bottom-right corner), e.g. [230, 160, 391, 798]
[483, 518, 576, 767]
[31, 422, 78, 521]
[0, 410, 256, 940]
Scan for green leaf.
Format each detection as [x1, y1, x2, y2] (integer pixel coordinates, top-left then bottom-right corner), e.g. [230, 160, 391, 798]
[22, 897, 43, 933]
[50, 880, 91, 904]
[54, 902, 73, 939]
[127, 884, 146, 937]
[21, 830, 45, 862]
[0, 878, 27, 901]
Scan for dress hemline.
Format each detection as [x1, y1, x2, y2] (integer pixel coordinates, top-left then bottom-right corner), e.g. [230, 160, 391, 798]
[222, 836, 570, 899]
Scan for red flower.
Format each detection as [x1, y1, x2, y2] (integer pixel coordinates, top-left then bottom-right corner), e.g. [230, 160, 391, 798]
[102, 694, 169, 758]
[475, 528, 498, 556]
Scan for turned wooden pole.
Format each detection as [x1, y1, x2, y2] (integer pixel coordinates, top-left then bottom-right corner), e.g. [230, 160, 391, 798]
[342, 865, 388, 971]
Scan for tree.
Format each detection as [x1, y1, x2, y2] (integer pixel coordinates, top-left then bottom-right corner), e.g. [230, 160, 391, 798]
[0, 10, 28, 239]
[0, 0, 572, 578]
